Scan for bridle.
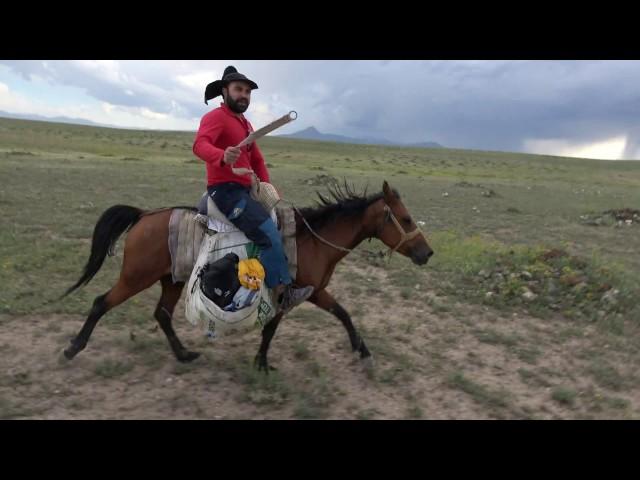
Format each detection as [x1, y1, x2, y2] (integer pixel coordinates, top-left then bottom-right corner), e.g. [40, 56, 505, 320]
[376, 204, 425, 258]
[293, 201, 426, 261]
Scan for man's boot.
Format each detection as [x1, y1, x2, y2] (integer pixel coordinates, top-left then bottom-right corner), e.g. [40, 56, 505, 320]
[279, 284, 314, 314]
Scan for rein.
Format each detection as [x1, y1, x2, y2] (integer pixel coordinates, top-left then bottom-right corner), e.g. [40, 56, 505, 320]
[283, 200, 425, 261]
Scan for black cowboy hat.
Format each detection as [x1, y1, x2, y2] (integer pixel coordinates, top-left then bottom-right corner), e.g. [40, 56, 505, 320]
[204, 66, 258, 105]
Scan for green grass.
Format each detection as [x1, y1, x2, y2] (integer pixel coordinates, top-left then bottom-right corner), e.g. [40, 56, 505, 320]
[474, 328, 519, 347]
[447, 371, 510, 411]
[291, 364, 336, 419]
[517, 368, 551, 388]
[0, 396, 38, 419]
[93, 359, 134, 379]
[421, 232, 640, 329]
[2, 117, 640, 419]
[603, 396, 630, 410]
[587, 360, 625, 391]
[2, 116, 640, 326]
[354, 407, 381, 420]
[172, 362, 199, 376]
[231, 357, 291, 408]
[293, 402, 327, 419]
[0, 370, 33, 387]
[405, 405, 424, 419]
[292, 340, 311, 361]
[551, 387, 577, 406]
[513, 346, 542, 365]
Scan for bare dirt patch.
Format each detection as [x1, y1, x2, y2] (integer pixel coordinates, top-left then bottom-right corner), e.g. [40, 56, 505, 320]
[2, 264, 639, 419]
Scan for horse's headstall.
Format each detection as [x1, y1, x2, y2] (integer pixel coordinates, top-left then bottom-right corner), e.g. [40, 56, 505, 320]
[380, 204, 425, 258]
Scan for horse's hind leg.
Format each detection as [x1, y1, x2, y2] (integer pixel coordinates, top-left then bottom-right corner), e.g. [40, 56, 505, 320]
[309, 289, 372, 361]
[63, 276, 157, 360]
[155, 275, 199, 363]
[63, 291, 110, 359]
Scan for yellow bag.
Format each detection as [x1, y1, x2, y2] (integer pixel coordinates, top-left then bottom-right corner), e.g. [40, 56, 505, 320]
[238, 258, 265, 290]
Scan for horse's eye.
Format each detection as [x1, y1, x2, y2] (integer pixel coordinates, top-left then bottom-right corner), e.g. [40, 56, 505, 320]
[403, 217, 412, 224]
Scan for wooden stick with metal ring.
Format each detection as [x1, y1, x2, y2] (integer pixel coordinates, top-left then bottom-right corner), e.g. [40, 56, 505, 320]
[231, 111, 298, 195]
[235, 111, 297, 149]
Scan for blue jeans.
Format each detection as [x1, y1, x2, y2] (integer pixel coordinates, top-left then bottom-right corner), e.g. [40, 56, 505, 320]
[207, 182, 292, 289]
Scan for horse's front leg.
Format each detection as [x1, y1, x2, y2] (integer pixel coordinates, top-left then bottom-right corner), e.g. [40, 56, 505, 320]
[309, 289, 372, 361]
[254, 312, 283, 374]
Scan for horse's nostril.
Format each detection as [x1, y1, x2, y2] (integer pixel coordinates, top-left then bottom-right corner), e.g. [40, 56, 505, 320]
[413, 250, 432, 265]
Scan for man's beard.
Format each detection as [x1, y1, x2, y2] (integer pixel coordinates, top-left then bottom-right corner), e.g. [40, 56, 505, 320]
[226, 95, 249, 113]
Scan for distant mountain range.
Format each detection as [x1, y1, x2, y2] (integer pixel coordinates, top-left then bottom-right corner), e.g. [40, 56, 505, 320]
[278, 126, 443, 148]
[0, 112, 445, 148]
[0, 111, 137, 130]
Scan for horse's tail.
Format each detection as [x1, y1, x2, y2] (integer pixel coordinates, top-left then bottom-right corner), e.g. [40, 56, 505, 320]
[61, 205, 144, 298]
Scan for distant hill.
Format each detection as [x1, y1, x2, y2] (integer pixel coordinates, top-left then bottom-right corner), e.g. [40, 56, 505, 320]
[278, 126, 444, 149]
[0, 111, 141, 130]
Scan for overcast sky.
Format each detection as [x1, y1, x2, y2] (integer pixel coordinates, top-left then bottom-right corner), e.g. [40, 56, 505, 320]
[1, 60, 639, 160]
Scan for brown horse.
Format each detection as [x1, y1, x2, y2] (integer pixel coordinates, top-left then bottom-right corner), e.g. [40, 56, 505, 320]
[62, 180, 433, 372]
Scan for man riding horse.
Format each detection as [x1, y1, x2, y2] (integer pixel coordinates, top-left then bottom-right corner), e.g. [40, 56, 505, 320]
[61, 66, 433, 371]
[192, 66, 314, 313]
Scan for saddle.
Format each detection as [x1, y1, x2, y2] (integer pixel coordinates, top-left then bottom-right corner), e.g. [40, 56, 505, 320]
[168, 185, 297, 284]
[195, 191, 278, 232]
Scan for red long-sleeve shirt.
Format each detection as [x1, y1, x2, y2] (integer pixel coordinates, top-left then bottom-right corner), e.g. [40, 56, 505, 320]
[192, 103, 270, 188]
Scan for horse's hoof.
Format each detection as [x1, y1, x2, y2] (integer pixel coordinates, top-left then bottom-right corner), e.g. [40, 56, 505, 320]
[63, 342, 82, 360]
[178, 351, 201, 363]
[255, 363, 270, 374]
[361, 356, 375, 371]
[254, 355, 275, 374]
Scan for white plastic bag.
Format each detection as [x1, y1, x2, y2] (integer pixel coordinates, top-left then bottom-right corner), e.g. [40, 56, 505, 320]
[185, 231, 276, 339]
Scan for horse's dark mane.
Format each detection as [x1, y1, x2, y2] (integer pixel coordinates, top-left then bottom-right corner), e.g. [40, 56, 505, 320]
[296, 180, 398, 234]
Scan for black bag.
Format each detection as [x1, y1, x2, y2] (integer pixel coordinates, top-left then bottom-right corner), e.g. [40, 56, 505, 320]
[199, 253, 241, 309]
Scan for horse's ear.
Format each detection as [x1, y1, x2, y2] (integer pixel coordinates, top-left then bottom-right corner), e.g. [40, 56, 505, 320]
[383, 180, 394, 203]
